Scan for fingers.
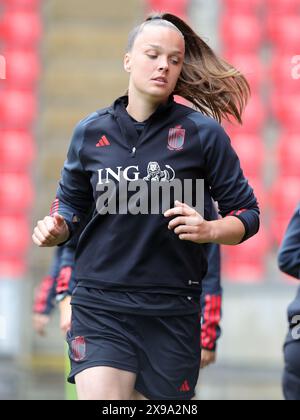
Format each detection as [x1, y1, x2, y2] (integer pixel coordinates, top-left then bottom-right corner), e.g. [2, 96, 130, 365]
[33, 220, 56, 247]
[200, 360, 207, 369]
[32, 233, 43, 247]
[173, 225, 199, 235]
[168, 216, 188, 230]
[200, 351, 216, 369]
[168, 216, 202, 231]
[164, 201, 196, 218]
[178, 233, 199, 241]
[53, 213, 66, 227]
[32, 214, 67, 247]
[32, 220, 55, 247]
[37, 219, 57, 241]
[165, 202, 205, 244]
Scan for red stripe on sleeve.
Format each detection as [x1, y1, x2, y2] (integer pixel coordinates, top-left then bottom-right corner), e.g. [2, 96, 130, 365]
[33, 275, 55, 313]
[56, 266, 72, 294]
[201, 294, 222, 350]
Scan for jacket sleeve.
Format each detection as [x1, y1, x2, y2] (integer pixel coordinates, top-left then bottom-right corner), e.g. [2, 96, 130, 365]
[278, 204, 300, 279]
[195, 117, 260, 243]
[33, 248, 63, 315]
[50, 116, 96, 241]
[56, 205, 95, 295]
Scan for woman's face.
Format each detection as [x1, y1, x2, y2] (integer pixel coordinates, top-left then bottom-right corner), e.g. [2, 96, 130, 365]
[124, 24, 185, 101]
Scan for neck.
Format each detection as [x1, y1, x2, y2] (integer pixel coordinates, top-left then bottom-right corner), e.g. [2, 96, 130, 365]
[126, 87, 167, 122]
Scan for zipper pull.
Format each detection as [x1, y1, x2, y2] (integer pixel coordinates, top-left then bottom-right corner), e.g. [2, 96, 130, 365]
[131, 146, 136, 157]
[188, 280, 200, 286]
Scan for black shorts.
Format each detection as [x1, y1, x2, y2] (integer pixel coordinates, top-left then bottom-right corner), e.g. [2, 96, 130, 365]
[66, 304, 201, 400]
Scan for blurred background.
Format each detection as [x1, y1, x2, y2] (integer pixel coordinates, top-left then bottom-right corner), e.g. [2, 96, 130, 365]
[0, 0, 300, 400]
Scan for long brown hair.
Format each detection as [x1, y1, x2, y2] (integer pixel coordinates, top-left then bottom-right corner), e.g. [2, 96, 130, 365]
[127, 13, 250, 124]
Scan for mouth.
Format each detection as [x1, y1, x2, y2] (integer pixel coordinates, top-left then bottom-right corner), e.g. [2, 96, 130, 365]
[151, 77, 168, 85]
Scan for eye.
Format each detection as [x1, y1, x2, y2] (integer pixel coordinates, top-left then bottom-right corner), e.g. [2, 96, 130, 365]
[147, 54, 157, 59]
[171, 58, 180, 65]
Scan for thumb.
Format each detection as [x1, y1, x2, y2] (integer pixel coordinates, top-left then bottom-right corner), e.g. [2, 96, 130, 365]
[53, 213, 65, 227]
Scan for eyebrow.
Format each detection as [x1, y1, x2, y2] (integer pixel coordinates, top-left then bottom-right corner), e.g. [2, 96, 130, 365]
[144, 44, 183, 55]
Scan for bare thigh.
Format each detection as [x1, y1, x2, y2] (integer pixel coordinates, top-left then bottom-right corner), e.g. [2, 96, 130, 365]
[75, 366, 137, 400]
[131, 389, 149, 400]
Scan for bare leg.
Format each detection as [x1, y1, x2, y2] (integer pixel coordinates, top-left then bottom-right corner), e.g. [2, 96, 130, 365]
[75, 366, 136, 400]
[131, 390, 197, 400]
[131, 389, 149, 400]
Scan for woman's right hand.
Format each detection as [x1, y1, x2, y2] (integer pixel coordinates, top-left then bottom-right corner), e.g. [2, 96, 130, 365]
[32, 213, 70, 247]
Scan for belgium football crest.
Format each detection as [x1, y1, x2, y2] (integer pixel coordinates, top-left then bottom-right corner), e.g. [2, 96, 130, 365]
[71, 336, 86, 362]
[168, 125, 186, 151]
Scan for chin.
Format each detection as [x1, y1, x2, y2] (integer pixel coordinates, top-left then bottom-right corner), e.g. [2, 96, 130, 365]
[144, 88, 171, 101]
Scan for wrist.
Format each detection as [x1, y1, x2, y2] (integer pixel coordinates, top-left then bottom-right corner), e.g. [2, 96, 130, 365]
[207, 220, 218, 243]
[57, 224, 70, 246]
[61, 223, 70, 242]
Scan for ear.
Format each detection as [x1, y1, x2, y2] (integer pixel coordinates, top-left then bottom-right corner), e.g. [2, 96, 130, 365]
[124, 53, 131, 73]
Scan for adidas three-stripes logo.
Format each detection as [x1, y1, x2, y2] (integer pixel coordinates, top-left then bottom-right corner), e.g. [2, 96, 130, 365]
[179, 380, 190, 392]
[96, 135, 110, 147]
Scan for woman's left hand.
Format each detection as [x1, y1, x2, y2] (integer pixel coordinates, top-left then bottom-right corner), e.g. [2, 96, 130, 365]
[164, 200, 215, 244]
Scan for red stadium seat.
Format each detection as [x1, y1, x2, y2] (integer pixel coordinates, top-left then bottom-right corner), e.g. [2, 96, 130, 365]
[269, 54, 300, 95]
[0, 257, 26, 278]
[222, 228, 269, 282]
[231, 134, 265, 178]
[247, 177, 267, 211]
[266, 0, 300, 14]
[1, 0, 40, 10]
[267, 16, 300, 53]
[0, 216, 30, 256]
[270, 176, 300, 218]
[224, 53, 265, 91]
[146, 0, 189, 18]
[0, 173, 34, 213]
[271, 93, 300, 129]
[1, 48, 40, 88]
[270, 176, 300, 213]
[0, 89, 37, 128]
[241, 95, 266, 133]
[271, 216, 295, 245]
[222, 258, 265, 283]
[276, 132, 300, 177]
[0, 11, 42, 47]
[269, 176, 300, 244]
[220, 15, 263, 53]
[222, 0, 264, 14]
[223, 95, 266, 134]
[0, 130, 35, 171]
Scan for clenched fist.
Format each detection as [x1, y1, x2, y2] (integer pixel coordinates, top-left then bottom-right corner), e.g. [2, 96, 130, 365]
[32, 213, 70, 247]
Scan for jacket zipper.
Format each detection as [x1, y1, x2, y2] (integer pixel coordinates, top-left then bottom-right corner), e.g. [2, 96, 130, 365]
[131, 146, 137, 158]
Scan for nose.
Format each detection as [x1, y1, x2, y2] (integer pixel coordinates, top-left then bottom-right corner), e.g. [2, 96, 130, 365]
[158, 56, 169, 71]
